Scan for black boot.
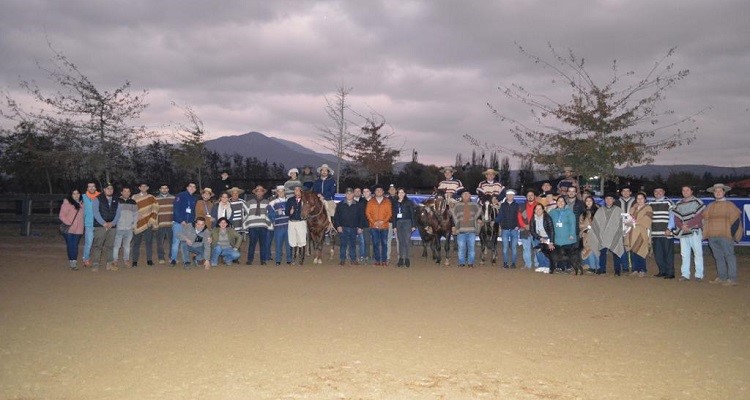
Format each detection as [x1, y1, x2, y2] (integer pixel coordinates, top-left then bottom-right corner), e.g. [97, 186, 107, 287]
[405, 259, 410, 268]
[397, 258, 403, 267]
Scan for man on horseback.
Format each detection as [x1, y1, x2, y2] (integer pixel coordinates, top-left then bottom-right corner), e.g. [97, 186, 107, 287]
[476, 168, 506, 202]
[313, 164, 337, 232]
[437, 166, 464, 209]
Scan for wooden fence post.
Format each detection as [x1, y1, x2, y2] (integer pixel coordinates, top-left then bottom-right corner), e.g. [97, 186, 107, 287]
[20, 196, 32, 236]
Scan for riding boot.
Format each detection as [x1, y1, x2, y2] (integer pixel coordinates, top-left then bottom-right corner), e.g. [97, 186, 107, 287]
[405, 258, 410, 268]
[397, 258, 403, 267]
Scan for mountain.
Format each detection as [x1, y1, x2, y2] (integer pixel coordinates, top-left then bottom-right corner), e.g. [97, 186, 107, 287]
[205, 131, 338, 170]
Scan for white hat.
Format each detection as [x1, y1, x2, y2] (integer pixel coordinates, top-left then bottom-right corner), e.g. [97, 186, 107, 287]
[287, 168, 299, 177]
[275, 185, 285, 192]
[706, 183, 731, 193]
[317, 164, 334, 175]
[506, 189, 516, 195]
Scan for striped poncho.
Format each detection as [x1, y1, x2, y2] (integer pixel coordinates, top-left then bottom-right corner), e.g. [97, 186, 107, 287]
[672, 196, 705, 238]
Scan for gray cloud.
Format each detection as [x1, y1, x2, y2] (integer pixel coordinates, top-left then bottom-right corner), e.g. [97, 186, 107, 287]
[1, 0, 748, 168]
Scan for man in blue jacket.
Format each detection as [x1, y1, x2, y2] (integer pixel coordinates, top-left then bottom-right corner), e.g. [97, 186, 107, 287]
[171, 182, 197, 266]
[334, 188, 365, 266]
[313, 164, 337, 229]
[495, 189, 521, 268]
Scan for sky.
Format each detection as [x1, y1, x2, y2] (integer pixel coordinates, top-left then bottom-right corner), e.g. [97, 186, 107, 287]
[1, 0, 748, 168]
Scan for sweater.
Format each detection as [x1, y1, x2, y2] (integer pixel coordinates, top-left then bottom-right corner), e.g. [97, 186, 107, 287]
[242, 197, 271, 230]
[549, 208, 577, 246]
[179, 223, 212, 259]
[155, 193, 175, 228]
[115, 198, 138, 231]
[59, 199, 84, 235]
[366, 197, 392, 229]
[267, 197, 290, 228]
[132, 192, 158, 234]
[451, 202, 481, 233]
[284, 179, 302, 199]
[210, 227, 242, 249]
[648, 197, 674, 237]
[703, 200, 742, 241]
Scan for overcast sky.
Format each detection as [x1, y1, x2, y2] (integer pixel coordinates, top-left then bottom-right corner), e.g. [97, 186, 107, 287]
[1, 0, 748, 168]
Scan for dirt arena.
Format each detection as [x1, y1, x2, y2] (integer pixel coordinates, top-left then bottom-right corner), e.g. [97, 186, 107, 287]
[1, 233, 749, 400]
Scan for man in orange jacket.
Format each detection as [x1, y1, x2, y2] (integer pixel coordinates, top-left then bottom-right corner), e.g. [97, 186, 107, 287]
[366, 184, 393, 266]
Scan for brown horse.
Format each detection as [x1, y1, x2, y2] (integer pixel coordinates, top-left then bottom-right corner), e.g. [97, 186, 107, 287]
[299, 191, 332, 264]
[416, 191, 454, 266]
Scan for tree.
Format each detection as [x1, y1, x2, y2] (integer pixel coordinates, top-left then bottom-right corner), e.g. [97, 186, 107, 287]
[1, 44, 148, 186]
[466, 44, 701, 190]
[349, 117, 400, 184]
[0, 121, 67, 193]
[517, 157, 535, 193]
[316, 86, 358, 190]
[499, 156, 512, 189]
[171, 102, 208, 188]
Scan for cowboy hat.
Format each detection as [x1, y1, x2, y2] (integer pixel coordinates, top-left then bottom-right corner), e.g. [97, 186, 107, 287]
[441, 166, 455, 173]
[483, 168, 498, 176]
[287, 168, 299, 177]
[227, 186, 245, 195]
[706, 183, 731, 193]
[317, 164, 334, 175]
[251, 185, 267, 195]
[201, 187, 214, 196]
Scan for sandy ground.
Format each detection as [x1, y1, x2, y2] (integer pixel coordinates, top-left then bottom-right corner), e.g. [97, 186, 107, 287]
[1, 234, 749, 400]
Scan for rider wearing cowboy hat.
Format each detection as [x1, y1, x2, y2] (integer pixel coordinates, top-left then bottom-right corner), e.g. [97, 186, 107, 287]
[313, 164, 337, 228]
[437, 166, 465, 204]
[476, 168, 506, 201]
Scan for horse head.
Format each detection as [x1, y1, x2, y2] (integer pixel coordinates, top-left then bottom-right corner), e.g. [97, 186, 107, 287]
[300, 191, 322, 220]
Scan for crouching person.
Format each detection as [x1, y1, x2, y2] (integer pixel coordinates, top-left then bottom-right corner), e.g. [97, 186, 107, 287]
[210, 217, 242, 267]
[178, 216, 212, 270]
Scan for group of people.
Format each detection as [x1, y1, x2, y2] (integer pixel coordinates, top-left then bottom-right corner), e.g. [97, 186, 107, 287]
[58, 164, 743, 286]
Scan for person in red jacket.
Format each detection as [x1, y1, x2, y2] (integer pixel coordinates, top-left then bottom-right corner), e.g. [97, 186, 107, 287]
[517, 189, 539, 269]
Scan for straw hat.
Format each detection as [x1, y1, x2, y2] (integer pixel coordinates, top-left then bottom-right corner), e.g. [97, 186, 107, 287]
[201, 187, 214, 197]
[483, 168, 498, 176]
[706, 183, 731, 193]
[227, 186, 245, 195]
[251, 185, 267, 195]
[317, 164, 334, 175]
[441, 166, 455, 173]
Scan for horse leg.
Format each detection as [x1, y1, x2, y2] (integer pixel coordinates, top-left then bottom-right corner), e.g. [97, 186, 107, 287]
[299, 245, 306, 265]
[443, 233, 451, 266]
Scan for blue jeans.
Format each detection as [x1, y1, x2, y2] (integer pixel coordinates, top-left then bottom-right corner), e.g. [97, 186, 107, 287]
[170, 222, 184, 261]
[456, 232, 476, 265]
[629, 252, 646, 272]
[370, 228, 388, 263]
[247, 227, 269, 263]
[519, 235, 534, 268]
[265, 229, 274, 261]
[181, 242, 206, 263]
[211, 245, 240, 266]
[64, 232, 82, 261]
[339, 227, 358, 262]
[533, 238, 550, 267]
[679, 230, 704, 279]
[598, 248, 622, 274]
[274, 227, 292, 263]
[584, 251, 599, 270]
[501, 229, 519, 265]
[83, 226, 94, 261]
